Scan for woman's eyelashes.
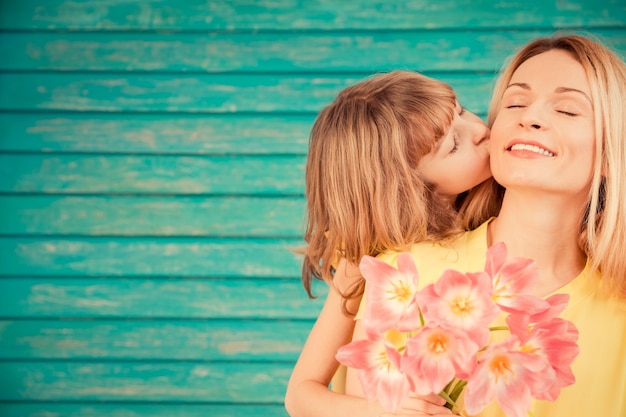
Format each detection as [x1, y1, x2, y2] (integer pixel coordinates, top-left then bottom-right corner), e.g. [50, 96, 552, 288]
[502, 98, 526, 109]
[555, 102, 582, 117]
[504, 103, 579, 117]
[503, 94, 584, 117]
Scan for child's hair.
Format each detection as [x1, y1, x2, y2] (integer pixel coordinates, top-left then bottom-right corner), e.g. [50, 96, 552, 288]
[301, 70, 501, 312]
[488, 33, 626, 297]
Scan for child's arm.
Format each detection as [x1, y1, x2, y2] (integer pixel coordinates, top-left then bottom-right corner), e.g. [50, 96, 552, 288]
[285, 260, 453, 417]
[285, 259, 388, 417]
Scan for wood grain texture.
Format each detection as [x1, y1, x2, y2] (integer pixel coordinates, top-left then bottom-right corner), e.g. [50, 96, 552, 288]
[0, 195, 305, 236]
[0, 319, 315, 360]
[1, 0, 624, 30]
[0, 113, 314, 154]
[0, 404, 289, 417]
[0, 361, 291, 402]
[0, 238, 303, 277]
[0, 73, 495, 113]
[0, 154, 305, 195]
[0, 277, 323, 318]
[3, 30, 624, 72]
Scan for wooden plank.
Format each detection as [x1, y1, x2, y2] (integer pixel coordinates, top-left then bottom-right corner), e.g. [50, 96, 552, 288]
[3, 30, 625, 72]
[1, 0, 624, 30]
[0, 154, 305, 195]
[0, 361, 291, 402]
[0, 277, 323, 318]
[0, 113, 313, 154]
[0, 404, 289, 417]
[0, 196, 305, 237]
[0, 238, 303, 278]
[0, 319, 315, 361]
[0, 73, 495, 114]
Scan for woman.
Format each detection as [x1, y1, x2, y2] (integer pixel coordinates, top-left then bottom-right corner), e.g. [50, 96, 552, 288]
[347, 34, 626, 417]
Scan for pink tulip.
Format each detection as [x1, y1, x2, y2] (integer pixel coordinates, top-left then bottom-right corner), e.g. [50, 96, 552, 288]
[336, 245, 579, 416]
[507, 314, 579, 401]
[505, 294, 573, 340]
[484, 242, 550, 315]
[418, 269, 500, 346]
[360, 253, 422, 337]
[401, 324, 479, 395]
[464, 336, 555, 417]
[336, 336, 411, 412]
[521, 293, 570, 325]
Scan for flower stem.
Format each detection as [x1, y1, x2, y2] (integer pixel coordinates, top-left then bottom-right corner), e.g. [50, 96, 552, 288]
[489, 325, 509, 331]
[449, 379, 467, 401]
[439, 388, 463, 414]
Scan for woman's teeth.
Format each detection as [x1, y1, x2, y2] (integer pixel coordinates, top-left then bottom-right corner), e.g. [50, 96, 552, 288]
[509, 143, 555, 157]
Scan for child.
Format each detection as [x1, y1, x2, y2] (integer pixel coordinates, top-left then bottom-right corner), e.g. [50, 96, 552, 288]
[285, 70, 501, 417]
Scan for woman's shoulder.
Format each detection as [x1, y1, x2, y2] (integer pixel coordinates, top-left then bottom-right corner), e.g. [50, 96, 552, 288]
[378, 220, 491, 284]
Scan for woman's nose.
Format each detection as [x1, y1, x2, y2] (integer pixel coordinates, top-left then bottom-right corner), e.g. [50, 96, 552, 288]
[519, 103, 547, 130]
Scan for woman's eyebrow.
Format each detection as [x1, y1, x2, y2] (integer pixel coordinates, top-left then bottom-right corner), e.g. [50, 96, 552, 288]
[505, 83, 592, 104]
[505, 82, 529, 90]
[554, 86, 592, 104]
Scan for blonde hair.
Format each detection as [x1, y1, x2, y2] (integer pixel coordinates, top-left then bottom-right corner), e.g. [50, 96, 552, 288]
[488, 34, 626, 297]
[301, 70, 500, 311]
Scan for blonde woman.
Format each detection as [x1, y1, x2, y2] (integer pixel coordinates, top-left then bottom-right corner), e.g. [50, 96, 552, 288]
[346, 34, 626, 417]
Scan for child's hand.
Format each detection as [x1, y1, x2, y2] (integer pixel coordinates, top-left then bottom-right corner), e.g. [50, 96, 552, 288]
[379, 393, 454, 416]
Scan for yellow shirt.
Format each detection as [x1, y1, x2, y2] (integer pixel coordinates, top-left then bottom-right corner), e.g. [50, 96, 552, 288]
[374, 221, 626, 417]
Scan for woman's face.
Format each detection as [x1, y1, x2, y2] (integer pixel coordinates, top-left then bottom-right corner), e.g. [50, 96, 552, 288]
[490, 49, 595, 199]
[417, 102, 492, 199]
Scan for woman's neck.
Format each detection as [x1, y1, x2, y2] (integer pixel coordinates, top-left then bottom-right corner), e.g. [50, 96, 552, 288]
[488, 190, 587, 296]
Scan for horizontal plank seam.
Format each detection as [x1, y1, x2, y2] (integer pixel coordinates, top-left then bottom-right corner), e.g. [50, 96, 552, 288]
[0, 233, 301, 240]
[0, 150, 308, 157]
[0, 274, 304, 278]
[0, 399, 285, 405]
[0, 194, 306, 199]
[0, 317, 316, 322]
[1, 25, 625, 34]
[0, 68, 499, 76]
[0, 358, 298, 364]
[0, 234, 304, 240]
[0, 109, 324, 116]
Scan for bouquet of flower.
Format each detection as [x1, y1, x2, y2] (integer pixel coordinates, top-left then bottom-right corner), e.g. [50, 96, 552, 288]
[336, 242, 579, 417]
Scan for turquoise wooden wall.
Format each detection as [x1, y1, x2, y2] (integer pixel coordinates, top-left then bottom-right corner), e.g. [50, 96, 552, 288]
[0, 1, 624, 416]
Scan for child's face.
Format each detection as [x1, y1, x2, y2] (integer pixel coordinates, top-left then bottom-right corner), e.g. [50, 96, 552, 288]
[489, 49, 595, 200]
[417, 103, 492, 199]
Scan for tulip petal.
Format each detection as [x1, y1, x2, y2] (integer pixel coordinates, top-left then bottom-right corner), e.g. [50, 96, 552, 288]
[360, 254, 420, 336]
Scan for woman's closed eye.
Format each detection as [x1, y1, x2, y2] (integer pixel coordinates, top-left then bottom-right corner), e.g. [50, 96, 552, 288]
[554, 101, 583, 117]
[505, 104, 526, 109]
